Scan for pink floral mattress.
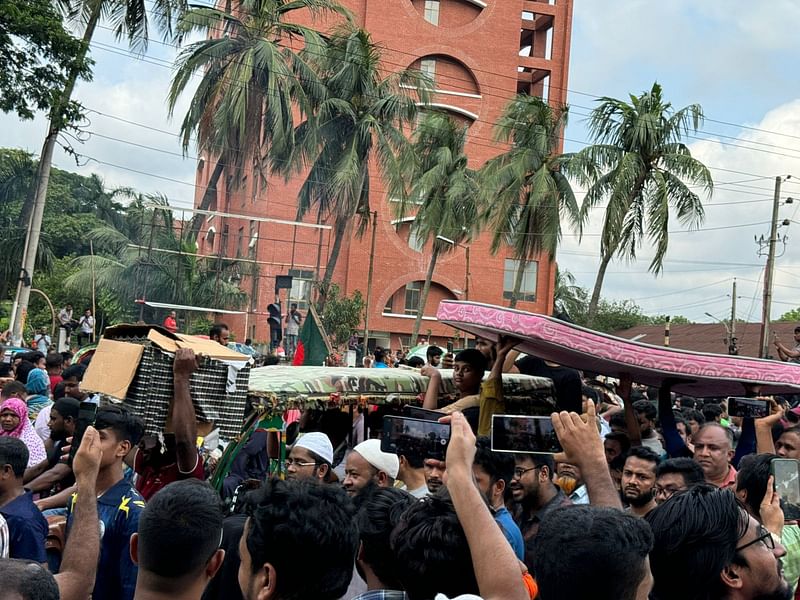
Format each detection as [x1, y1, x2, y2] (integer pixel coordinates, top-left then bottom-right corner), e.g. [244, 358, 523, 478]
[436, 301, 800, 397]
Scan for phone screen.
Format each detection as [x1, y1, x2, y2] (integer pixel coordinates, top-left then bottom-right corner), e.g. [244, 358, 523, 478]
[381, 416, 450, 461]
[491, 414, 562, 454]
[727, 397, 769, 419]
[402, 405, 443, 422]
[68, 401, 97, 466]
[773, 459, 800, 507]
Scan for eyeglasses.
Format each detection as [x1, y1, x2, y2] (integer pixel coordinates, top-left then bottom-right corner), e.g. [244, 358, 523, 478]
[735, 526, 776, 553]
[513, 466, 539, 479]
[284, 459, 317, 468]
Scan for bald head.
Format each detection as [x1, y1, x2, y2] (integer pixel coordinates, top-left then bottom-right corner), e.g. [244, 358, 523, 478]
[692, 423, 734, 483]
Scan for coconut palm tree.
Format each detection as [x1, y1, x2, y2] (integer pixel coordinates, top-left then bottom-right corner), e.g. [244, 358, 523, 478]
[479, 94, 579, 308]
[395, 112, 479, 346]
[167, 0, 350, 239]
[572, 83, 713, 326]
[278, 25, 429, 307]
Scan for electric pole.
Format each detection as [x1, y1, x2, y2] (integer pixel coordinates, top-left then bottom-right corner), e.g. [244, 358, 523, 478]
[759, 177, 782, 359]
[729, 278, 738, 355]
[362, 211, 378, 356]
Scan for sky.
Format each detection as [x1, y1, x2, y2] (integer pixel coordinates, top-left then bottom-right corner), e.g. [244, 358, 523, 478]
[3, 0, 800, 341]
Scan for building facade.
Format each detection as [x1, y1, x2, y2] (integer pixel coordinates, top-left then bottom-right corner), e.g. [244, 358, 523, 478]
[193, 0, 574, 350]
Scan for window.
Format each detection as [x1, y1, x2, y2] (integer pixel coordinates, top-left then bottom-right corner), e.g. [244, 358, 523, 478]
[424, 0, 440, 25]
[404, 281, 423, 315]
[384, 295, 394, 313]
[503, 259, 538, 302]
[248, 220, 258, 259]
[250, 274, 259, 311]
[205, 227, 216, 251]
[420, 58, 436, 85]
[236, 226, 244, 258]
[288, 269, 314, 309]
[240, 174, 247, 207]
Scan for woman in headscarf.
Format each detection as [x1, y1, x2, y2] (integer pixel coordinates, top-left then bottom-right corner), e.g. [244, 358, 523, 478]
[24, 368, 51, 421]
[0, 398, 46, 467]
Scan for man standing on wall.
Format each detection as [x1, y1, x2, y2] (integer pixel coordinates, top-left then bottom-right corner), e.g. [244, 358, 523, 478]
[285, 303, 302, 361]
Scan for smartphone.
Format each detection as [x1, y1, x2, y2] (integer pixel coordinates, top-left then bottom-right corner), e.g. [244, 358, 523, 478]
[402, 405, 443, 422]
[772, 458, 800, 520]
[491, 414, 562, 454]
[727, 396, 769, 419]
[68, 401, 98, 466]
[381, 415, 450, 461]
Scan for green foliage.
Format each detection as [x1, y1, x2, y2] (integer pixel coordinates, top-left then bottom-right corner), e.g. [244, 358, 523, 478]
[0, 0, 92, 120]
[321, 284, 364, 348]
[778, 308, 800, 322]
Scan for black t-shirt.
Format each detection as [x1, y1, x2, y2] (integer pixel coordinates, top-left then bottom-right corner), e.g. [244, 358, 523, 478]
[516, 356, 582, 413]
[202, 514, 247, 600]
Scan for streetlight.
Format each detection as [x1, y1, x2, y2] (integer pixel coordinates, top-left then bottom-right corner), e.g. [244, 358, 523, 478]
[705, 312, 738, 355]
[435, 235, 470, 300]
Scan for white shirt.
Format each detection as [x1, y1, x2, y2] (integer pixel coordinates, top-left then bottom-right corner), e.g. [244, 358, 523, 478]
[570, 484, 590, 505]
[35, 334, 51, 353]
[35, 404, 53, 441]
[79, 315, 94, 334]
[59, 308, 72, 325]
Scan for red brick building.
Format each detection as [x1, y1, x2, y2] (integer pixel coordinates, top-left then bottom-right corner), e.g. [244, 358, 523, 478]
[193, 0, 574, 350]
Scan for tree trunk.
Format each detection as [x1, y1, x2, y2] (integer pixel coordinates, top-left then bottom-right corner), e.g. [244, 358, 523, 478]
[411, 245, 440, 347]
[317, 217, 347, 311]
[10, 7, 100, 342]
[508, 255, 528, 309]
[586, 252, 613, 328]
[189, 159, 225, 240]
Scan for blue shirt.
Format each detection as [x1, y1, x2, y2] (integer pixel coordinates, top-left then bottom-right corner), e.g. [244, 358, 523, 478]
[374, 362, 388, 368]
[495, 506, 525, 561]
[67, 478, 145, 600]
[0, 491, 47, 562]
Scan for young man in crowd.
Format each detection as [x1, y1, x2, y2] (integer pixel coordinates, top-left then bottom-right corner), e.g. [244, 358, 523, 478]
[209, 323, 230, 346]
[45, 352, 63, 394]
[25, 397, 80, 499]
[692, 422, 737, 488]
[633, 399, 664, 454]
[65, 405, 146, 600]
[372, 348, 389, 368]
[0, 437, 47, 562]
[284, 432, 334, 482]
[423, 457, 446, 494]
[397, 451, 428, 498]
[343, 439, 399, 498]
[285, 303, 302, 361]
[61, 364, 87, 401]
[77, 308, 94, 346]
[426, 345, 443, 368]
[603, 431, 631, 463]
[621, 446, 660, 517]
[131, 480, 225, 600]
[237, 479, 359, 600]
[654, 456, 706, 504]
[647, 484, 792, 600]
[473, 437, 525, 560]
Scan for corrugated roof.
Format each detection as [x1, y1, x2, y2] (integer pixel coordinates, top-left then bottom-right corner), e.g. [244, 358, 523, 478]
[610, 322, 800, 358]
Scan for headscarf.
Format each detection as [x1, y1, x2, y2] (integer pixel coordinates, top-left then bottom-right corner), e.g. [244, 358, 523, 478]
[24, 368, 51, 420]
[0, 398, 47, 467]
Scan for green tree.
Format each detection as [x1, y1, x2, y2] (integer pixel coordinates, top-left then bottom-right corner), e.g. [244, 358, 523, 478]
[553, 267, 583, 319]
[395, 112, 478, 346]
[321, 284, 365, 348]
[480, 95, 579, 308]
[778, 308, 800, 322]
[572, 83, 713, 326]
[281, 26, 428, 307]
[168, 0, 350, 239]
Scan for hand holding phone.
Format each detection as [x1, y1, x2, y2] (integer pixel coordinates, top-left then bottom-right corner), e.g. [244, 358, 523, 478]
[381, 416, 450, 461]
[727, 397, 769, 419]
[491, 415, 562, 454]
[69, 402, 98, 467]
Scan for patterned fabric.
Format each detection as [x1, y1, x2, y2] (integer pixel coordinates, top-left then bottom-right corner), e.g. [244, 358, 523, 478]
[437, 300, 800, 397]
[123, 345, 250, 440]
[0, 513, 8, 558]
[351, 591, 409, 600]
[0, 398, 47, 466]
[781, 524, 800, 592]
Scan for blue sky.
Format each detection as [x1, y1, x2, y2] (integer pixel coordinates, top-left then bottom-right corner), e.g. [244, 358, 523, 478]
[3, 1, 800, 345]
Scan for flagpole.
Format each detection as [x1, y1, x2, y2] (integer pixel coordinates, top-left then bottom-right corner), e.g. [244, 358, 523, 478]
[362, 211, 378, 357]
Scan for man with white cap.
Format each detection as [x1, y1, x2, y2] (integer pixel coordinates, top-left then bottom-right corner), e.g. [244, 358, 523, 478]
[343, 439, 399, 498]
[285, 432, 334, 483]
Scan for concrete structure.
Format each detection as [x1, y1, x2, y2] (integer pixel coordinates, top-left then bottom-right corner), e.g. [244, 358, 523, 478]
[193, 0, 574, 350]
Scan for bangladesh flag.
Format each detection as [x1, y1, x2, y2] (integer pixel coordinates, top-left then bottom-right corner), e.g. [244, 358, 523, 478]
[292, 305, 332, 366]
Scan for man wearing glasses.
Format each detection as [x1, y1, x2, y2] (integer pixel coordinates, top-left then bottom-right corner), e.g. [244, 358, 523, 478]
[653, 457, 706, 504]
[284, 432, 334, 483]
[509, 453, 571, 573]
[647, 484, 791, 600]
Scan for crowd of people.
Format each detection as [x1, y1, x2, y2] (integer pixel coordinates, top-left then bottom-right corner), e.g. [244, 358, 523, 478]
[1, 323, 800, 600]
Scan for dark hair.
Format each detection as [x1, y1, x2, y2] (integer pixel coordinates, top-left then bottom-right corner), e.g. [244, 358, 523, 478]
[52, 382, 67, 401]
[244, 479, 357, 599]
[60, 351, 74, 362]
[673, 415, 689, 433]
[633, 399, 657, 421]
[45, 353, 63, 370]
[609, 412, 627, 429]
[678, 396, 696, 409]
[1, 380, 27, 400]
[683, 408, 706, 426]
[474, 437, 515, 487]
[656, 457, 706, 487]
[515, 452, 555, 478]
[400, 451, 424, 469]
[453, 349, 488, 374]
[244, 338, 252, 345]
[0, 437, 29, 478]
[209, 323, 229, 339]
[354, 487, 416, 589]
[14, 361, 35, 385]
[609, 454, 627, 473]
[407, 357, 425, 368]
[0, 363, 11, 378]
[581, 385, 600, 404]
[625, 446, 661, 471]
[426, 346, 443, 360]
[52, 397, 80, 421]
[702, 403, 723, 422]
[604, 431, 631, 454]
[735, 453, 778, 518]
[646, 484, 749, 600]
[94, 406, 145, 446]
[138, 480, 223, 584]
[20, 351, 44, 365]
[391, 491, 479, 600]
[535, 506, 654, 600]
[374, 348, 386, 362]
[0, 559, 59, 600]
[61, 364, 86, 382]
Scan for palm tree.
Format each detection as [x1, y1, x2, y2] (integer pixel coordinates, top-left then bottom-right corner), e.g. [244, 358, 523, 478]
[479, 95, 579, 308]
[572, 83, 713, 327]
[278, 25, 429, 307]
[167, 0, 350, 239]
[395, 112, 479, 346]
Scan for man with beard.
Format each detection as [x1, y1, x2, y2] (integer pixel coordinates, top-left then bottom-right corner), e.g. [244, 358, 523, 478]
[343, 439, 399, 498]
[621, 446, 660, 517]
[424, 458, 446, 494]
[24, 397, 80, 499]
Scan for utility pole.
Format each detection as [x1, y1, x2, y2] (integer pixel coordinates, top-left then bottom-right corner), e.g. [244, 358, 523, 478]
[729, 278, 738, 355]
[759, 177, 782, 359]
[362, 211, 378, 356]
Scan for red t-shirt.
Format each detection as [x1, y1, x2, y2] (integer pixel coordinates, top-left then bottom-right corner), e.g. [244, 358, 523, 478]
[49, 374, 63, 395]
[163, 316, 178, 333]
[133, 448, 204, 501]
